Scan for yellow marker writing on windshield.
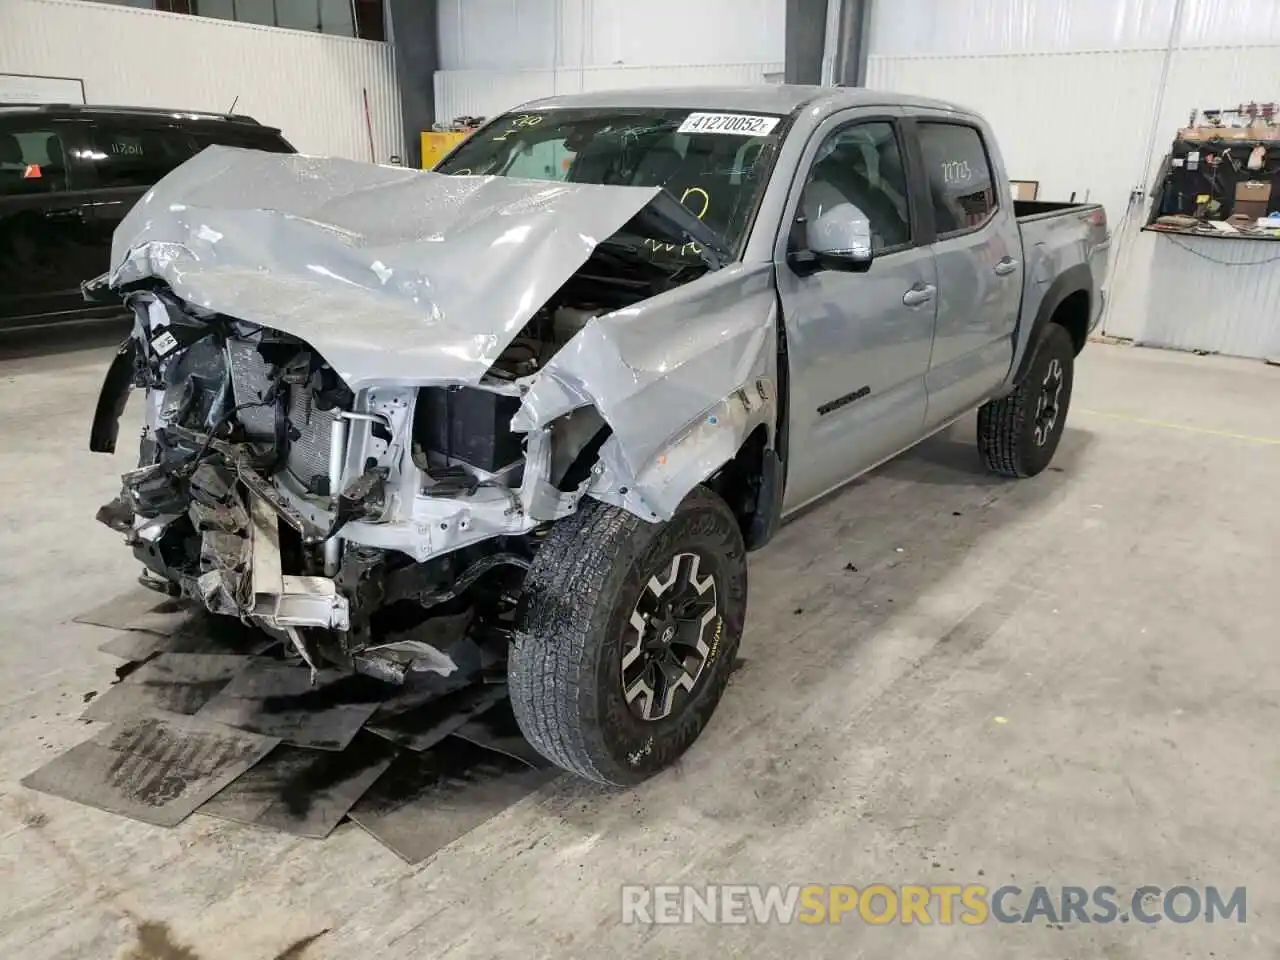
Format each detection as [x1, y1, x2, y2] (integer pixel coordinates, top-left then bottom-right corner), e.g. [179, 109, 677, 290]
[494, 114, 545, 140]
[680, 186, 711, 221]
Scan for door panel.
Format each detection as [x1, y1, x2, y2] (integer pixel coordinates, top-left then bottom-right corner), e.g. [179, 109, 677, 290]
[915, 121, 1022, 426]
[0, 122, 102, 328]
[774, 114, 938, 513]
[779, 249, 937, 509]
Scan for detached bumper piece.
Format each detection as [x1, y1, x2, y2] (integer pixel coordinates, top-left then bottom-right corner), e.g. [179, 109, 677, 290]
[195, 474, 349, 632]
[245, 495, 349, 631]
[101, 457, 350, 633]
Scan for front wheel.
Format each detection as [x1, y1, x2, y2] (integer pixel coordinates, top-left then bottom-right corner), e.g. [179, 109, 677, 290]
[977, 322, 1076, 478]
[509, 486, 747, 785]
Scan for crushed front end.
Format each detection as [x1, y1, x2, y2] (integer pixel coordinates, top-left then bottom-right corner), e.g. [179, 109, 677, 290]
[87, 147, 772, 685]
[91, 289, 571, 680]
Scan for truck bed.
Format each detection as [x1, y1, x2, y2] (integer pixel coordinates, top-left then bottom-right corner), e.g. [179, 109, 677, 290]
[1014, 199, 1102, 222]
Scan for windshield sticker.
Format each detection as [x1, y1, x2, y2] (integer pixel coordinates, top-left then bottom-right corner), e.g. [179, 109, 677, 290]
[677, 113, 780, 137]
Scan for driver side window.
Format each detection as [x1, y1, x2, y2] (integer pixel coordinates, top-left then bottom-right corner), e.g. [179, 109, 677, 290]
[800, 121, 912, 253]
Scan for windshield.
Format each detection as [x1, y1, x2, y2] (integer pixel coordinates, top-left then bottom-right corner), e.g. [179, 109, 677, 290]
[435, 107, 785, 259]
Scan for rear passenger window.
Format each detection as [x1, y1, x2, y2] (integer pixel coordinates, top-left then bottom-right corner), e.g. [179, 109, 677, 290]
[917, 123, 997, 237]
[87, 127, 199, 188]
[0, 128, 70, 196]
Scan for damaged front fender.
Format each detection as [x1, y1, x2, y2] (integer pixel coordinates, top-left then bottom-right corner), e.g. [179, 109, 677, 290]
[89, 337, 138, 454]
[516, 263, 779, 521]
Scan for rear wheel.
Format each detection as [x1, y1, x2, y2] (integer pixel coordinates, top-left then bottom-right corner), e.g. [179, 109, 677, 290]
[509, 486, 747, 785]
[977, 322, 1075, 478]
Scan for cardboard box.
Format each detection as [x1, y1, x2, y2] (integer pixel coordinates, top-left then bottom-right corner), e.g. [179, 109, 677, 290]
[1234, 199, 1269, 220]
[1179, 125, 1280, 141]
[1235, 180, 1272, 203]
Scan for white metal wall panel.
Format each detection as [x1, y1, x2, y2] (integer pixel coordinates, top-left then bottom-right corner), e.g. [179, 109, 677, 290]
[868, 0, 1280, 56]
[2, 0, 404, 162]
[868, 0, 1177, 56]
[438, 0, 784, 70]
[1103, 230, 1280, 357]
[573, 61, 787, 93]
[867, 51, 1166, 225]
[434, 62, 786, 123]
[1178, 0, 1280, 46]
[434, 70, 558, 122]
[438, 0, 559, 70]
[580, 0, 784, 67]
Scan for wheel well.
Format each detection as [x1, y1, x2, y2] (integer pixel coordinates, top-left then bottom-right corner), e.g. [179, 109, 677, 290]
[706, 425, 771, 545]
[1053, 290, 1090, 354]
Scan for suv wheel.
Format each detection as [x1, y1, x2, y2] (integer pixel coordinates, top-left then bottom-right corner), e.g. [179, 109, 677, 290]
[977, 322, 1076, 478]
[509, 486, 747, 785]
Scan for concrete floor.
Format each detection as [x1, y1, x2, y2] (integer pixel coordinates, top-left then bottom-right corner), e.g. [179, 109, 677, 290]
[0, 331, 1277, 959]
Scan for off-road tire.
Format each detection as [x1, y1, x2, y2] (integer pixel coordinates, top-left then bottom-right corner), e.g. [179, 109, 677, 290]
[977, 322, 1075, 478]
[509, 486, 747, 786]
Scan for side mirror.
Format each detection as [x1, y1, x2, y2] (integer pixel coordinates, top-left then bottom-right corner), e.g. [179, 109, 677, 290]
[806, 202, 874, 272]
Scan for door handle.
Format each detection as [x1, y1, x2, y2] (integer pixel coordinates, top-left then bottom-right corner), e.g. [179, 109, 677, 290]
[902, 283, 935, 307]
[44, 208, 85, 222]
[993, 257, 1019, 276]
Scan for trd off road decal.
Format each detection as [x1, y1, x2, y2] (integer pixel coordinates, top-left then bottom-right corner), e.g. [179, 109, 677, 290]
[706, 615, 724, 665]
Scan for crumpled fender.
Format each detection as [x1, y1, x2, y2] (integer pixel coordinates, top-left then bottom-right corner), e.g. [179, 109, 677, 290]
[513, 262, 778, 521]
[89, 336, 138, 454]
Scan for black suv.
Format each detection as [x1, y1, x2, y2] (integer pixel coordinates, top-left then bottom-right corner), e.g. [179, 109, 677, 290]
[0, 104, 294, 331]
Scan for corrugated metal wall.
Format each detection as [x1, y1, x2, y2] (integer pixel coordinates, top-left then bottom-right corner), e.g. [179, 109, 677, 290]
[433, 0, 785, 121]
[435, 62, 786, 124]
[1103, 230, 1280, 356]
[2, 0, 404, 161]
[866, 51, 1166, 226]
[437, 0, 785, 70]
[868, 0, 1280, 55]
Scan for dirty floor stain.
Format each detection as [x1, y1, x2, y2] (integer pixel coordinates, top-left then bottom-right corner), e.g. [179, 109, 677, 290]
[118, 921, 201, 960]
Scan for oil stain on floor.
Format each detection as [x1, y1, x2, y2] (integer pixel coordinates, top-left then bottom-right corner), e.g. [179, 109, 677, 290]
[117, 920, 330, 960]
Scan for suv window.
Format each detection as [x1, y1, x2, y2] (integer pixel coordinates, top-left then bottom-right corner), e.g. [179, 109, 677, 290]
[917, 123, 997, 237]
[191, 128, 294, 154]
[0, 128, 71, 196]
[86, 126, 200, 189]
[799, 121, 912, 253]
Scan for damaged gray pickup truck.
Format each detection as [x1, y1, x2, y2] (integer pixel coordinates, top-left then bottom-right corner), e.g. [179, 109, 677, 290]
[90, 86, 1109, 785]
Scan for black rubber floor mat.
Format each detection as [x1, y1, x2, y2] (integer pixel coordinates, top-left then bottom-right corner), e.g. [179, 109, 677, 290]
[347, 737, 556, 864]
[447, 700, 551, 770]
[365, 683, 508, 752]
[98, 615, 278, 662]
[195, 659, 391, 751]
[73, 587, 192, 636]
[366, 669, 474, 722]
[198, 732, 396, 838]
[21, 713, 279, 827]
[367, 636, 492, 720]
[81, 654, 249, 723]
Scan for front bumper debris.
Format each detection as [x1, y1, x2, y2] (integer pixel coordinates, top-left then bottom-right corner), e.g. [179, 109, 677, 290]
[244, 495, 349, 631]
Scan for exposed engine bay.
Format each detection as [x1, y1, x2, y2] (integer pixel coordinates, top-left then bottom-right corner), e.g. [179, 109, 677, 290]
[93, 244, 704, 682]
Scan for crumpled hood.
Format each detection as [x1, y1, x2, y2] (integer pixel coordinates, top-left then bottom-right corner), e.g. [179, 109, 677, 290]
[108, 147, 665, 389]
